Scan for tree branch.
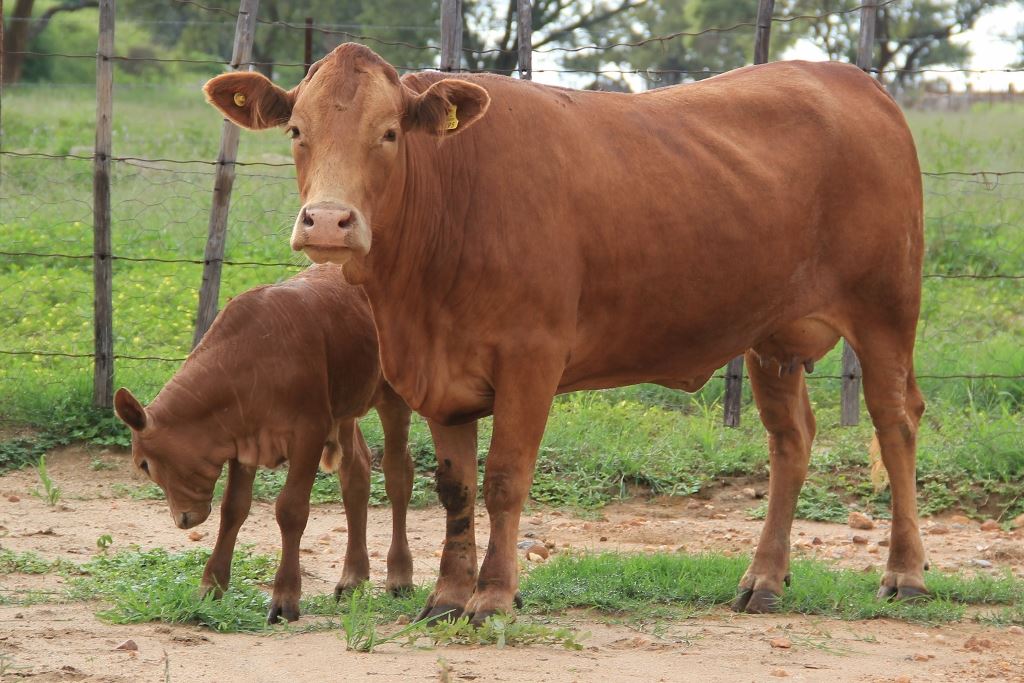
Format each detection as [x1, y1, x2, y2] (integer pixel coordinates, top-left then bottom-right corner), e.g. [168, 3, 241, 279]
[532, 0, 646, 49]
[28, 0, 98, 42]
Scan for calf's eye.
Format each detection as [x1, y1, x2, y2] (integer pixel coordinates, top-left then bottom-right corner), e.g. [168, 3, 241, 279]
[383, 129, 397, 142]
[288, 127, 300, 140]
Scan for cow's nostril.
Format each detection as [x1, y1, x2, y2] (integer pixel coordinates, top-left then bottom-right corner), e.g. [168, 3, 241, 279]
[338, 212, 354, 229]
[302, 209, 314, 227]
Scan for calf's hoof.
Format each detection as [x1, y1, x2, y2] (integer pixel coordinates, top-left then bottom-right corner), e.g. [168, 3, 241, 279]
[731, 588, 780, 614]
[386, 583, 416, 598]
[415, 603, 463, 625]
[267, 599, 300, 624]
[198, 583, 225, 600]
[333, 578, 369, 601]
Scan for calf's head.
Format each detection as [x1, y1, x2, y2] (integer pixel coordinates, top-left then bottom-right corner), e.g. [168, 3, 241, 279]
[114, 388, 225, 529]
[203, 43, 490, 272]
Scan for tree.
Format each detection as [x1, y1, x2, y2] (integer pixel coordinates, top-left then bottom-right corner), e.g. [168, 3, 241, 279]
[2, 0, 99, 84]
[775, 0, 1008, 91]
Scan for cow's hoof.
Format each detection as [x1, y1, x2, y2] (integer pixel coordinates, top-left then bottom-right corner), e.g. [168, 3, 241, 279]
[387, 583, 416, 598]
[267, 601, 300, 624]
[415, 603, 463, 625]
[731, 588, 780, 614]
[877, 584, 929, 602]
[466, 608, 509, 628]
[198, 583, 225, 600]
[514, 591, 524, 609]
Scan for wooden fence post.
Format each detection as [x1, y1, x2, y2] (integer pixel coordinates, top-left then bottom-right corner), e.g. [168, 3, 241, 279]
[723, 0, 775, 427]
[192, 0, 259, 349]
[92, 0, 114, 409]
[304, 17, 313, 76]
[440, 0, 462, 72]
[517, 0, 532, 80]
[840, 0, 877, 425]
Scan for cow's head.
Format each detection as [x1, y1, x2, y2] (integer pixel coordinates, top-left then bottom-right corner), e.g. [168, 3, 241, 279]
[203, 43, 490, 273]
[114, 388, 225, 529]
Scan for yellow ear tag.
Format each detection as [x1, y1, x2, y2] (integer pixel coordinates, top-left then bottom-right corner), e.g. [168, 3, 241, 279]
[446, 104, 459, 130]
[233, 92, 247, 107]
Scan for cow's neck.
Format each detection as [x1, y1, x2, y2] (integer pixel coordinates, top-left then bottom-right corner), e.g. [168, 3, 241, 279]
[358, 133, 472, 412]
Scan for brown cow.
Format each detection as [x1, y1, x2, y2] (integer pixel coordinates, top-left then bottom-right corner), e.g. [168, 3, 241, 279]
[113, 264, 414, 623]
[204, 44, 926, 624]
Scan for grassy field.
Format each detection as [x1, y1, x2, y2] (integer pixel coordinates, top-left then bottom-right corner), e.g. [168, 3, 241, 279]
[1, 83, 1022, 519]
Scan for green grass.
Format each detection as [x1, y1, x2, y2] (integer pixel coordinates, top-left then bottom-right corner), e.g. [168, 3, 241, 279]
[31, 546, 1024, 634]
[1, 87, 1022, 519]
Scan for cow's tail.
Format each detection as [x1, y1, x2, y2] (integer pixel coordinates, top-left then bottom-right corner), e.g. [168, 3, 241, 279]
[320, 443, 341, 473]
[868, 434, 889, 492]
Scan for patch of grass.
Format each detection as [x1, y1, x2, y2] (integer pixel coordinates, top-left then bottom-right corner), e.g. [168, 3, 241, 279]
[33, 455, 61, 506]
[748, 480, 849, 523]
[521, 552, 1024, 625]
[419, 614, 584, 650]
[111, 482, 166, 501]
[0, 548, 56, 574]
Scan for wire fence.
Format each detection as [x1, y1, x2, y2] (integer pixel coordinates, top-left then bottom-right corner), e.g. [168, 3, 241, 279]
[0, 0, 1022, 427]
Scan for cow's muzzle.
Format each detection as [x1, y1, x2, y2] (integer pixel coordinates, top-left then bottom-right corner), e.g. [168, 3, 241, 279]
[173, 505, 212, 529]
[290, 200, 371, 264]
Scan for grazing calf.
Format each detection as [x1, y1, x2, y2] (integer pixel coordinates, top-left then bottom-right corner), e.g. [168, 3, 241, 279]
[114, 264, 413, 623]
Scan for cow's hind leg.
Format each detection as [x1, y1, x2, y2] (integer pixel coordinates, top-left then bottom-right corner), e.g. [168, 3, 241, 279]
[377, 387, 415, 595]
[417, 419, 479, 623]
[733, 348, 816, 613]
[334, 419, 372, 596]
[855, 337, 927, 600]
[201, 459, 256, 598]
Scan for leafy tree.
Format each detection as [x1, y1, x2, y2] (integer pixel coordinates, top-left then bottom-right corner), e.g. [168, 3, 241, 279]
[775, 0, 1009, 91]
[2, 0, 99, 84]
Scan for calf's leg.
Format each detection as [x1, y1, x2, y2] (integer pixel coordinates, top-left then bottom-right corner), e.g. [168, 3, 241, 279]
[417, 420, 479, 622]
[267, 436, 320, 624]
[201, 459, 256, 598]
[335, 419, 372, 595]
[377, 389, 415, 595]
[733, 349, 815, 613]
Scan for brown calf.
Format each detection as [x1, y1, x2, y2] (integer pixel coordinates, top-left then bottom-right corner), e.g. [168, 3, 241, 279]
[114, 265, 413, 623]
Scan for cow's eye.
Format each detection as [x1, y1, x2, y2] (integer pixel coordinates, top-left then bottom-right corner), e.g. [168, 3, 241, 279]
[139, 460, 149, 474]
[382, 129, 397, 142]
[288, 127, 300, 140]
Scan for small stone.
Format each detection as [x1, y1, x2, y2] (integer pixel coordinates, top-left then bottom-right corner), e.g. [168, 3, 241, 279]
[769, 637, 791, 649]
[964, 636, 992, 651]
[1010, 514, 1024, 530]
[187, 531, 206, 542]
[523, 543, 549, 562]
[331, 526, 347, 532]
[852, 535, 869, 545]
[742, 487, 758, 499]
[911, 653, 929, 662]
[980, 519, 1000, 532]
[970, 559, 993, 568]
[523, 531, 536, 538]
[712, 513, 728, 520]
[686, 501, 701, 510]
[927, 524, 950, 535]
[811, 537, 823, 546]
[394, 614, 410, 625]
[848, 512, 874, 530]
[894, 676, 912, 683]
[599, 536, 608, 542]
[770, 669, 789, 678]
[950, 515, 972, 525]
[878, 537, 891, 547]
[6, 495, 19, 503]
[867, 545, 880, 554]
[115, 639, 138, 651]
[1007, 626, 1024, 635]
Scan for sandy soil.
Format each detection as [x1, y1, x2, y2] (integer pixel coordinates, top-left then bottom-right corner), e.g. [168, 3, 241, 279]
[1, 445, 1023, 682]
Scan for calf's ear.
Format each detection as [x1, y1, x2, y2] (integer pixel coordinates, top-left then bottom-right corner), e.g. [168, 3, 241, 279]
[114, 388, 147, 431]
[404, 79, 490, 137]
[204, 71, 294, 130]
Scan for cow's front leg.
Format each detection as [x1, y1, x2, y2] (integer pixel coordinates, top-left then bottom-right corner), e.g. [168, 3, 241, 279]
[267, 437, 320, 624]
[201, 459, 255, 599]
[465, 362, 559, 626]
[417, 420, 479, 623]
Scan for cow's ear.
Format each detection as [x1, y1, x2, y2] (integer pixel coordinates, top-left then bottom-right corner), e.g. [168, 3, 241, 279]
[114, 388, 147, 431]
[404, 79, 490, 137]
[204, 71, 294, 130]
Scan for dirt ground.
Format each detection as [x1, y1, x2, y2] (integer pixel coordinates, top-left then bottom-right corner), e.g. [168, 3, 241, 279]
[2, 446, 1023, 682]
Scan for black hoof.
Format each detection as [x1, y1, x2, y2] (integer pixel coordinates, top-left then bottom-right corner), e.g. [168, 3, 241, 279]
[783, 573, 791, 587]
[514, 591, 524, 609]
[415, 604, 463, 625]
[267, 603, 300, 624]
[896, 586, 930, 602]
[731, 588, 753, 612]
[467, 608, 504, 628]
[731, 588, 780, 613]
[387, 584, 416, 598]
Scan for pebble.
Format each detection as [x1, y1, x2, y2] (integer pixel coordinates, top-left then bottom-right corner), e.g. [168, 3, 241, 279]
[927, 524, 950, 535]
[970, 558, 993, 568]
[879, 537, 891, 547]
[980, 519, 1000, 531]
[867, 544, 880, 554]
[848, 512, 874, 530]
[1011, 514, 1024, 530]
[1007, 626, 1024, 635]
[394, 614, 410, 625]
[114, 639, 138, 651]
[894, 676, 912, 683]
[769, 669, 789, 678]
[331, 526, 347, 532]
[6, 495, 19, 503]
[742, 487, 758, 499]
[599, 536, 608, 542]
[769, 637, 791, 649]
[910, 653, 932, 662]
[852, 535, 869, 545]
[811, 537, 823, 546]
[187, 531, 206, 542]
[964, 636, 992, 651]
[523, 543, 549, 562]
